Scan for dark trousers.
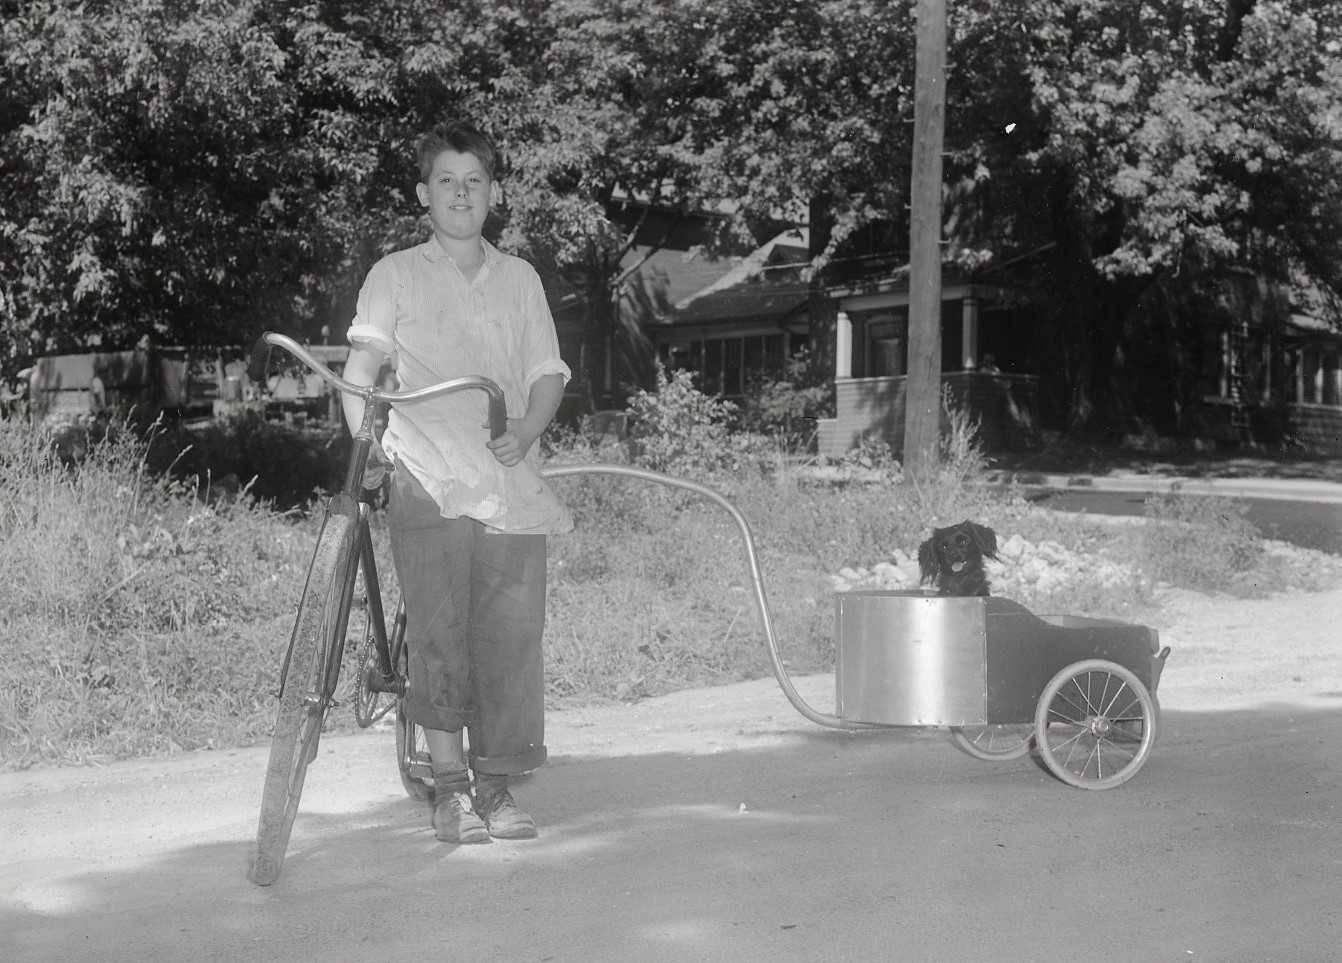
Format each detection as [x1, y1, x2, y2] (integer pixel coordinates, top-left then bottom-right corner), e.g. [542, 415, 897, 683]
[388, 469, 548, 775]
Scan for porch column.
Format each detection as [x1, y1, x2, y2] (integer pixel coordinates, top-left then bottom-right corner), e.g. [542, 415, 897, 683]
[835, 310, 853, 378]
[961, 296, 979, 369]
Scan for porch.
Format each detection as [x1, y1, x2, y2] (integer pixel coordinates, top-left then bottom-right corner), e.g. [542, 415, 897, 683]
[816, 282, 1040, 459]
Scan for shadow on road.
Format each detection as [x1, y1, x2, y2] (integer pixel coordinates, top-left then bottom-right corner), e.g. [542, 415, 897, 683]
[5, 701, 1341, 963]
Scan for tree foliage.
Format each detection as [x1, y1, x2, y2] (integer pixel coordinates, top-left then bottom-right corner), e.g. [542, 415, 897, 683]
[3, 0, 1341, 437]
[0, 0, 547, 360]
[943, 0, 1342, 428]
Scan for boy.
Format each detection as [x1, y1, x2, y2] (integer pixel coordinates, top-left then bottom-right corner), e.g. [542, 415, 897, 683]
[341, 121, 571, 843]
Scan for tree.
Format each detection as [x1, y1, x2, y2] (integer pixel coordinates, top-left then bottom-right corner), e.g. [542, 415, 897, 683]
[943, 0, 1342, 432]
[3, 1, 380, 354]
[0, 0, 549, 365]
[489, 0, 922, 406]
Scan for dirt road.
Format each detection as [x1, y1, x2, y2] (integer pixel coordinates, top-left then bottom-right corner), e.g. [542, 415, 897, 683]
[4, 588, 1342, 963]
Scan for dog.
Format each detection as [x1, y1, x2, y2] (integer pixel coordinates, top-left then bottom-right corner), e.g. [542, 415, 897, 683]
[918, 520, 999, 597]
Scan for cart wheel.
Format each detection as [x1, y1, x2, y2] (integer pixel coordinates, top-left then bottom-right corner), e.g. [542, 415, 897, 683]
[949, 725, 1034, 761]
[1034, 659, 1157, 790]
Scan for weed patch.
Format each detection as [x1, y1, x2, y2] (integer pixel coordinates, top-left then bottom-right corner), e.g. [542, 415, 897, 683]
[4, 392, 1337, 770]
[1138, 491, 1265, 593]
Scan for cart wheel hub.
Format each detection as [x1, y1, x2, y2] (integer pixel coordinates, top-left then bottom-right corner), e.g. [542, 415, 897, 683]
[1087, 715, 1112, 737]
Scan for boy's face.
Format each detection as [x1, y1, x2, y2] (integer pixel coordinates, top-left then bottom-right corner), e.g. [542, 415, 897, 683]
[416, 149, 493, 243]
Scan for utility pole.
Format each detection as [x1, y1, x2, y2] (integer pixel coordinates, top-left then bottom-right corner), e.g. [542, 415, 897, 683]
[903, 0, 947, 482]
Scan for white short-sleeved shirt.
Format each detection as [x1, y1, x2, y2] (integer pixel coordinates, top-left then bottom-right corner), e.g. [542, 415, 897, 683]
[346, 237, 573, 534]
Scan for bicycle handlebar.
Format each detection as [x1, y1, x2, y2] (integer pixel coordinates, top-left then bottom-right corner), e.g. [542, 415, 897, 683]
[247, 332, 509, 440]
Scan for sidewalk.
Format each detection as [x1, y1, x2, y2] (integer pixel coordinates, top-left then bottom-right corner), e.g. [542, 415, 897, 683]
[983, 448, 1342, 504]
[982, 468, 1342, 504]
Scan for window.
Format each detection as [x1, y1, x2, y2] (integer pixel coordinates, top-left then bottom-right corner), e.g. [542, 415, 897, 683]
[1324, 352, 1340, 406]
[657, 333, 797, 396]
[702, 340, 722, 395]
[723, 338, 742, 396]
[865, 314, 906, 377]
[1302, 349, 1320, 404]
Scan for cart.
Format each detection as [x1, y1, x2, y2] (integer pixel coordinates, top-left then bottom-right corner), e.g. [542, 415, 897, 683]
[398, 464, 1171, 794]
[835, 591, 1169, 789]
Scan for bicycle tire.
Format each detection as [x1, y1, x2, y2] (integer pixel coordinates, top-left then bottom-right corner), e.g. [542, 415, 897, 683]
[387, 603, 434, 802]
[247, 511, 361, 886]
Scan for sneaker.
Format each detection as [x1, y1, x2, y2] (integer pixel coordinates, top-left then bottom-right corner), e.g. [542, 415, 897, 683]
[432, 789, 490, 844]
[474, 783, 538, 840]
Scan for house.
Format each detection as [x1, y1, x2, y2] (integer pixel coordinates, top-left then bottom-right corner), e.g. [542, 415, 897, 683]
[645, 229, 812, 397]
[632, 224, 1342, 455]
[816, 269, 1039, 457]
[1193, 307, 1342, 451]
[634, 229, 1041, 456]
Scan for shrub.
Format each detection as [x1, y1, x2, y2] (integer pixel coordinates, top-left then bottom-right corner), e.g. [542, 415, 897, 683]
[740, 349, 833, 452]
[1137, 490, 1265, 592]
[42, 408, 350, 508]
[900, 386, 991, 522]
[148, 409, 350, 507]
[625, 365, 776, 477]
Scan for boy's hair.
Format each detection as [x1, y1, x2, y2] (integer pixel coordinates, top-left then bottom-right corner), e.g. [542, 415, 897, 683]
[415, 121, 499, 183]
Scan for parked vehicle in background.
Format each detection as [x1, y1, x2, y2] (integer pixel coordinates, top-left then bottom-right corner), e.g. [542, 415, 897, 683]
[18, 343, 350, 425]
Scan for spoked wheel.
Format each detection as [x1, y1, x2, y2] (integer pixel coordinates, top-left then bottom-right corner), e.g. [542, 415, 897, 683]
[1034, 659, 1158, 790]
[247, 512, 360, 886]
[949, 725, 1034, 761]
[352, 595, 403, 729]
[387, 601, 433, 802]
[395, 705, 434, 803]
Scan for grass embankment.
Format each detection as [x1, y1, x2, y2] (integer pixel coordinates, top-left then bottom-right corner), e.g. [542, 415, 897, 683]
[2, 414, 1336, 771]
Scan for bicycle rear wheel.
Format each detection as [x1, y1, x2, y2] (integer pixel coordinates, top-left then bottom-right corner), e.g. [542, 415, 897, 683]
[247, 510, 360, 886]
[388, 603, 434, 802]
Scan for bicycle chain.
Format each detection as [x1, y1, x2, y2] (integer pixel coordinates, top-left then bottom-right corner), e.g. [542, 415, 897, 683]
[352, 620, 396, 728]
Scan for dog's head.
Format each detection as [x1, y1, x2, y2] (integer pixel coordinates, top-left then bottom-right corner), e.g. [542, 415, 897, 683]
[918, 520, 999, 585]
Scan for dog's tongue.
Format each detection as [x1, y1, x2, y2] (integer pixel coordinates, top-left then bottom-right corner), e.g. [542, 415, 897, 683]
[951, 561, 966, 573]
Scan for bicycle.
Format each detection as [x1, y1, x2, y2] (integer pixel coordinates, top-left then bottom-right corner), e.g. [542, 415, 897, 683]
[243, 332, 507, 887]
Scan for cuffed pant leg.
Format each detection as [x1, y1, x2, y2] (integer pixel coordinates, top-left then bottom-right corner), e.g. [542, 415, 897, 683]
[467, 531, 548, 775]
[389, 471, 475, 732]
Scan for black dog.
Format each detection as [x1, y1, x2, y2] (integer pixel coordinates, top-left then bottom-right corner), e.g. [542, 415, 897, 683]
[918, 521, 999, 597]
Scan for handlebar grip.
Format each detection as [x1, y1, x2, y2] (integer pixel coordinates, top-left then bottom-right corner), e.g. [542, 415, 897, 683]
[487, 396, 508, 440]
[246, 337, 272, 384]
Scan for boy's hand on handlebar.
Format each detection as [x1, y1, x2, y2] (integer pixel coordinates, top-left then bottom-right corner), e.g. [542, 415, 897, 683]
[486, 419, 537, 468]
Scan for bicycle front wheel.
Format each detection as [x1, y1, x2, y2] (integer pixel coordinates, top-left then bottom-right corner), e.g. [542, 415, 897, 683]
[247, 510, 361, 886]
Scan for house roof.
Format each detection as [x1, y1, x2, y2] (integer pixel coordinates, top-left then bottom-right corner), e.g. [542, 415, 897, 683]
[642, 229, 811, 331]
[664, 276, 812, 328]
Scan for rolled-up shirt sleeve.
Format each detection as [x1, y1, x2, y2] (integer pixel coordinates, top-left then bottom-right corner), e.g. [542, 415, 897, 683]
[518, 265, 571, 394]
[345, 257, 398, 355]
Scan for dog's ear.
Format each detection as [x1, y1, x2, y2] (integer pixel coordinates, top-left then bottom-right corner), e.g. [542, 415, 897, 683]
[965, 521, 998, 558]
[917, 536, 939, 583]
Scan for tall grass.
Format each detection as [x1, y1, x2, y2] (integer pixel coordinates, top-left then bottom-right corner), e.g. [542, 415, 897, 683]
[2, 393, 1332, 770]
[0, 415, 312, 767]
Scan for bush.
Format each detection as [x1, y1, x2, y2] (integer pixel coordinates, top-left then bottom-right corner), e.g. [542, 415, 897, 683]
[624, 366, 777, 477]
[1137, 490, 1265, 592]
[44, 408, 350, 508]
[739, 349, 833, 452]
[148, 409, 350, 508]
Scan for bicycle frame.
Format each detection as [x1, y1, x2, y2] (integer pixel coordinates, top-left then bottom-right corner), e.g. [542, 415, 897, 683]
[246, 331, 513, 884]
[250, 331, 508, 704]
